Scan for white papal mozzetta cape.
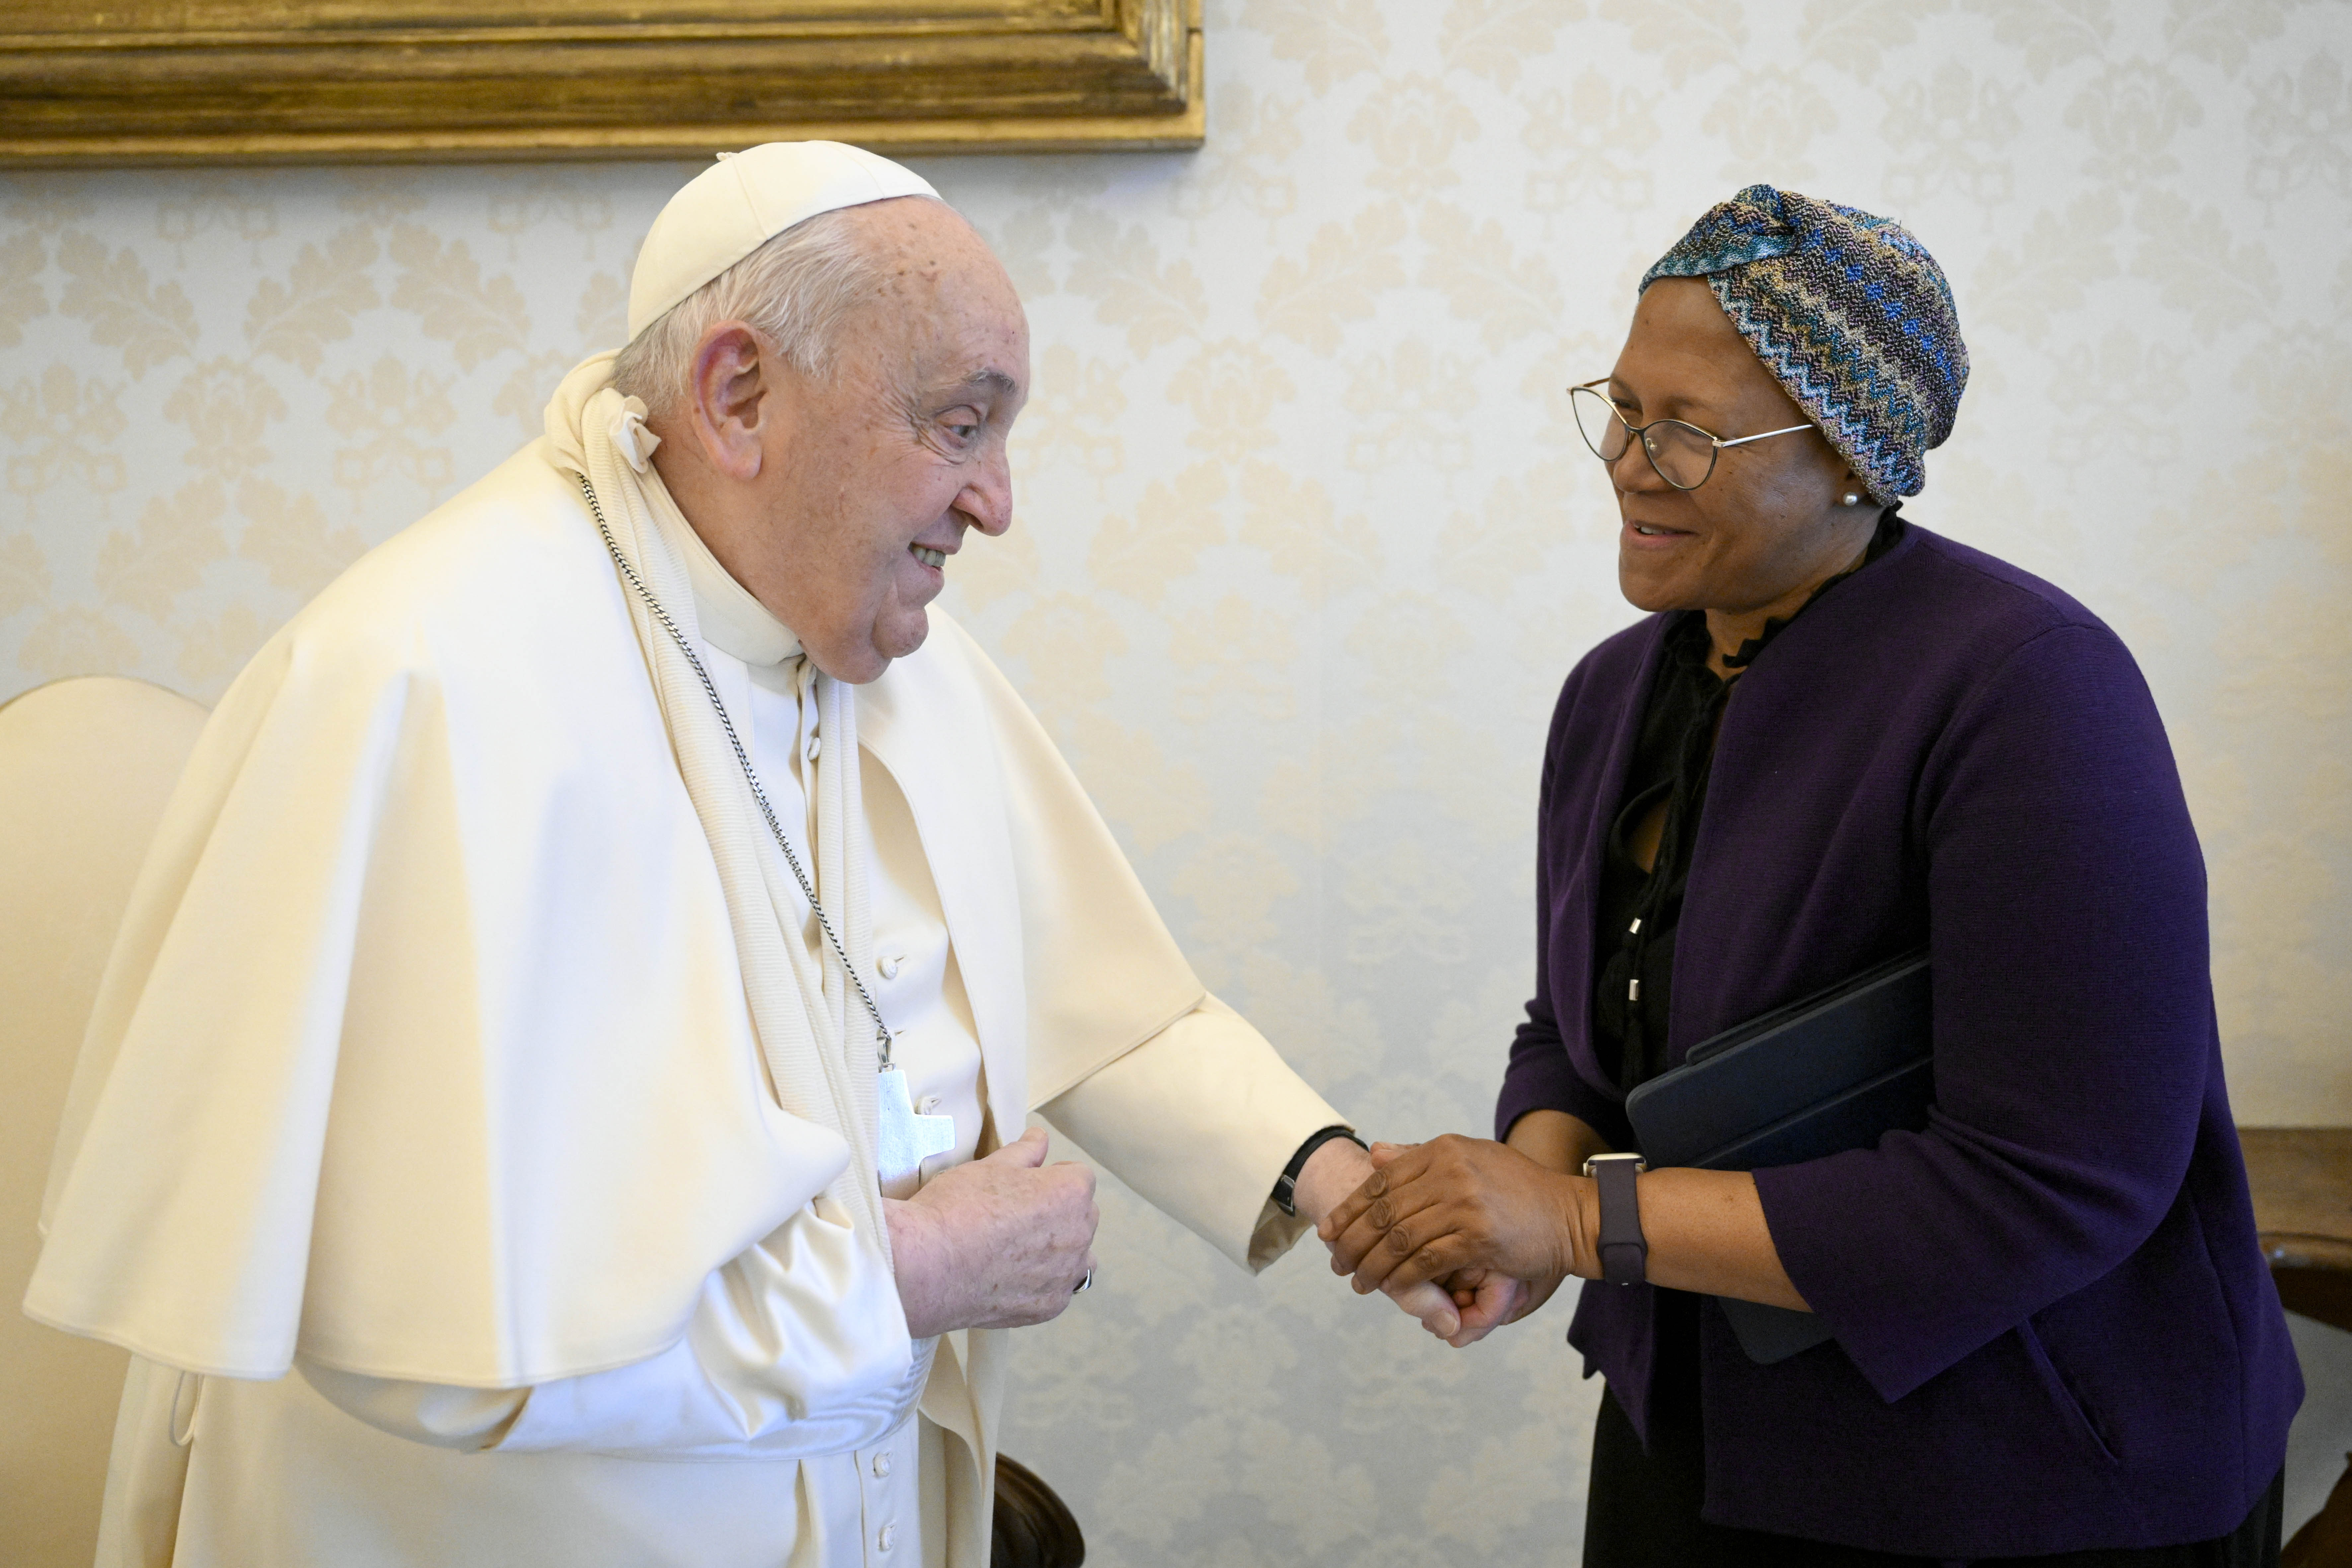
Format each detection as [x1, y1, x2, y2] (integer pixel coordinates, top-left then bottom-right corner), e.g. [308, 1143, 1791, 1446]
[26, 437, 1345, 1568]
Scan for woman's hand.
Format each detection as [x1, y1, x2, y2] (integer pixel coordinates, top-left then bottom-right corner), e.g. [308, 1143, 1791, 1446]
[1420, 1110, 1605, 1346]
[1293, 1134, 1470, 1339]
[885, 1128, 1099, 1339]
[1318, 1134, 1596, 1305]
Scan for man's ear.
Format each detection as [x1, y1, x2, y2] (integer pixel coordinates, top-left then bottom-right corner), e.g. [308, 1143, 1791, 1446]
[686, 323, 771, 482]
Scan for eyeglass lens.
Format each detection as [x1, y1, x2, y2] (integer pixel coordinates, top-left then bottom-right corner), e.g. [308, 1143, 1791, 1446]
[1570, 386, 1629, 463]
[1568, 386, 1717, 491]
[1639, 422, 1718, 489]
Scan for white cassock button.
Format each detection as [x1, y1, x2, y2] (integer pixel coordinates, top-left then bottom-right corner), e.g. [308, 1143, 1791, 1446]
[877, 1524, 896, 1552]
[804, 732, 822, 763]
[872, 1451, 892, 1478]
[877, 954, 901, 980]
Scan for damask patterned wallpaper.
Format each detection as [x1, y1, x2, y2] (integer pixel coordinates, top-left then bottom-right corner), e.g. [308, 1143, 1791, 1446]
[4, 0, 2349, 1556]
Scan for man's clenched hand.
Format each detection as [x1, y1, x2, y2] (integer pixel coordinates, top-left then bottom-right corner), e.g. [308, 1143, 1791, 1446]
[886, 1128, 1098, 1339]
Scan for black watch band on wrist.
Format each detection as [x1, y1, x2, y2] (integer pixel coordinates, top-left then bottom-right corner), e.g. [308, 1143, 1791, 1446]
[1273, 1125, 1368, 1216]
[1582, 1152, 1649, 1285]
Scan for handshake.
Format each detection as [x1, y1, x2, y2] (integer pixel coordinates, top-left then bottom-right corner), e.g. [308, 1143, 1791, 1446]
[1300, 1128, 1604, 1348]
[889, 1115, 1630, 1345]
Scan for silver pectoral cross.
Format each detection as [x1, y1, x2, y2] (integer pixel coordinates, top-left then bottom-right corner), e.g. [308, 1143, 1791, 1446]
[876, 1063, 958, 1198]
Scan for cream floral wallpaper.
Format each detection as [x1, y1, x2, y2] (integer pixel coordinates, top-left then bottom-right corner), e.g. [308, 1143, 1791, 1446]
[5, 0, 2350, 1556]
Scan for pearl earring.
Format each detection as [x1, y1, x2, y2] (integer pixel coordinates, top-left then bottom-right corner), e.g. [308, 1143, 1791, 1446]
[1841, 491, 1862, 507]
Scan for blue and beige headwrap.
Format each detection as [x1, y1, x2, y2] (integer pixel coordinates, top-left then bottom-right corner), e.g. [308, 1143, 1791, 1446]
[1641, 185, 1967, 504]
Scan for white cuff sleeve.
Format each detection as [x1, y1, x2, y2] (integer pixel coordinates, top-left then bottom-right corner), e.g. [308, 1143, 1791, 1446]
[302, 1196, 921, 1460]
[1039, 996, 1346, 1272]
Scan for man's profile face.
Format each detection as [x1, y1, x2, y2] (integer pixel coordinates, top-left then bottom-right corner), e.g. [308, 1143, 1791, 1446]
[752, 200, 1029, 682]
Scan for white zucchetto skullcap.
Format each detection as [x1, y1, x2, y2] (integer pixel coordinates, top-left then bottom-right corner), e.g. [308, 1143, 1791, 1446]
[626, 141, 940, 342]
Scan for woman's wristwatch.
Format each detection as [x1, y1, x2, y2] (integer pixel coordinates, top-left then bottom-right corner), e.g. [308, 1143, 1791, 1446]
[1581, 1153, 1649, 1285]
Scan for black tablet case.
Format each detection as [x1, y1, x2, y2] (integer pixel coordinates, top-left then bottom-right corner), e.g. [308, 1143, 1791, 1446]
[1622, 950, 1932, 1365]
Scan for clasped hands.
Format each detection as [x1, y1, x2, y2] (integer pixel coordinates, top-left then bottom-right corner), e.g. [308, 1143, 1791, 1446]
[889, 1123, 1789, 1346]
[1318, 1134, 1601, 1348]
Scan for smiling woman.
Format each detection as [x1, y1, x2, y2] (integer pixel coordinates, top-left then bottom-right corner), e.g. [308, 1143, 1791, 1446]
[1320, 185, 2302, 1568]
[1565, 281, 1881, 681]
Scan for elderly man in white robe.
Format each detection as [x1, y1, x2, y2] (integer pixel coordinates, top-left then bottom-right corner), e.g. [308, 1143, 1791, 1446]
[25, 142, 1452, 1568]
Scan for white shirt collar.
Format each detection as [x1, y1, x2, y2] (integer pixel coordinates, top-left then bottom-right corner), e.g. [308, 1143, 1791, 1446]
[670, 512, 803, 668]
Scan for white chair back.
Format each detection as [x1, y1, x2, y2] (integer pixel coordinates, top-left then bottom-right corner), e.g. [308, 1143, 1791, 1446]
[0, 677, 208, 1568]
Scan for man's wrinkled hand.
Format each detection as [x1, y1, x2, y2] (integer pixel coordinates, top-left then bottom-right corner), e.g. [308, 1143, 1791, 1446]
[886, 1128, 1098, 1339]
[1374, 1271, 1464, 1339]
[1317, 1134, 1589, 1308]
[1426, 1266, 1566, 1348]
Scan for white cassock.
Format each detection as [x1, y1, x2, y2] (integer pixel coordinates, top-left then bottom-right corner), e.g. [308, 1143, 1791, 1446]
[24, 356, 1348, 1566]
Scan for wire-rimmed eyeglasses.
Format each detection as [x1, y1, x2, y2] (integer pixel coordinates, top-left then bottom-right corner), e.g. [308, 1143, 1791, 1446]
[1568, 378, 1814, 491]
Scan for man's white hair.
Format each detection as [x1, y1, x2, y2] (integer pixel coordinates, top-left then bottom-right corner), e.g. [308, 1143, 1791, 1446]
[612, 197, 936, 415]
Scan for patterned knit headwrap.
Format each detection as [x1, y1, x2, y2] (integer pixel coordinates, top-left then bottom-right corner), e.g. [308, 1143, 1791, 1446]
[1640, 185, 1967, 503]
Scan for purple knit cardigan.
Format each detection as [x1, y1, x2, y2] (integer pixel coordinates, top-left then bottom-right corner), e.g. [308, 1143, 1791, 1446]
[1495, 522, 2301, 1557]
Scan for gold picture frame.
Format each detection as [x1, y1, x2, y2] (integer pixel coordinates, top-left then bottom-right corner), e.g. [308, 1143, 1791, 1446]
[0, 0, 1202, 166]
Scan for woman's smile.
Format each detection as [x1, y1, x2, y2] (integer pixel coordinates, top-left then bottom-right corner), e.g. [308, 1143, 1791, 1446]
[1622, 517, 1696, 550]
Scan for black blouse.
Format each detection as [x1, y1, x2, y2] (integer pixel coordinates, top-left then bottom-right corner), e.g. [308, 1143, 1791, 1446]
[1591, 515, 1902, 1096]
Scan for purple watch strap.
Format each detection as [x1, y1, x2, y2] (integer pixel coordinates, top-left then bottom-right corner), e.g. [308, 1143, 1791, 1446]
[1590, 1155, 1648, 1285]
